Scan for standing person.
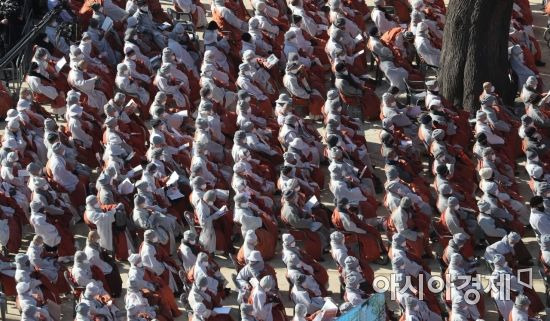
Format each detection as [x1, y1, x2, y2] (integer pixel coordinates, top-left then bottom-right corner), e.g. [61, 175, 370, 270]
[85, 196, 115, 255]
[67, 61, 108, 112]
[196, 190, 228, 253]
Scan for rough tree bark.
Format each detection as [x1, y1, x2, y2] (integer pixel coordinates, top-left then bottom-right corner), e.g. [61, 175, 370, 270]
[439, 0, 514, 112]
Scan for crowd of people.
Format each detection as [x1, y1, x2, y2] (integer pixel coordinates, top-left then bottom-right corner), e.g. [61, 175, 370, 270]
[0, 0, 25, 56]
[0, 0, 549, 320]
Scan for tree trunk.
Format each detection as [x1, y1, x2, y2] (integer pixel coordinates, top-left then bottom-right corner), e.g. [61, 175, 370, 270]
[439, 0, 514, 112]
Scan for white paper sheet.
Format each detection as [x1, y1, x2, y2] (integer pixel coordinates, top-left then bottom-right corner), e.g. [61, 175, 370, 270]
[55, 57, 66, 73]
[359, 166, 368, 179]
[101, 17, 113, 32]
[312, 299, 338, 321]
[305, 195, 319, 211]
[400, 140, 412, 148]
[170, 128, 184, 139]
[353, 49, 365, 59]
[159, 22, 172, 30]
[322, 298, 338, 311]
[118, 178, 134, 195]
[125, 99, 137, 109]
[125, 151, 136, 161]
[264, 54, 279, 69]
[166, 172, 180, 186]
[166, 187, 184, 200]
[126, 165, 143, 178]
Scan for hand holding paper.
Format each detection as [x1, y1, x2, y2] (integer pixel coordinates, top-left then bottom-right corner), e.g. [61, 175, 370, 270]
[55, 57, 67, 73]
[125, 99, 137, 109]
[305, 195, 319, 211]
[126, 165, 143, 178]
[264, 54, 280, 69]
[166, 187, 184, 200]
[166, 172, 180, 186]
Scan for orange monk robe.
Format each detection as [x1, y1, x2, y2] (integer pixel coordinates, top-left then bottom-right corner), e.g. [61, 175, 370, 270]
[387, 0, 411, 23]
[331, 208, 384, 263]
[0, 82, 13, 118]
[339, 86, 381, 121]
[385, 216, 426, 258]
[514, 0, 533, 25]
[146, 0, 172, 23]
[295, 249, 329, 289]
[143, 270, 182, 317]
[247, 288, 286, 321]
[284, 229, 323, 261]
[0, 207, 22, 253]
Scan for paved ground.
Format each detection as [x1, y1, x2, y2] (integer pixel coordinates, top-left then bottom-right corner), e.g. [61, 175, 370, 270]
[4, 1, 550, 320]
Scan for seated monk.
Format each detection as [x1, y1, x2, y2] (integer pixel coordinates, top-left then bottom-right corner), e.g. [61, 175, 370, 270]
[139, 230, 183, 294]
[211, 0, 248, 41]
[0, 194, 23, 253]
[334, 62, 380, 121]
[26, 62, 66, 113]
[332, 197, 387, 264]
[26, 235, 70, 299]
[188, 276, 234, 321]
[188, 252, 229, 303]
[71, 251, 113, 301]
[283, 178, 330, 227]
[84, 231, 123, 298]
[329, 147, 379, 220]
[234, 193, 278, 262]
[0, 253, 16, 296]
[28, 199, 75, 259]
[280, 190, 329, 261]
[80, 282, 120, 320]
[282, 233, 328, 291]
[236, 230, 262, 269]
[386, 197, 429, 258]
[125, 278, 169, 321]
[248, 275, 286, 321]
[194, 190, 233, 254]
[45, 142, 88, 208]
[331, 230, 376, 279]
[236, 250, 278, 303]
[442, 233, 475, 267]
[127, 253, 181, 319]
